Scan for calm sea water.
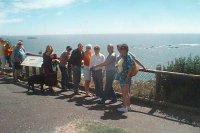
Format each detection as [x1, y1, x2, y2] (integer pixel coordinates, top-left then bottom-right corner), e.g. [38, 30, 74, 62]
[2, 34, 200, 69]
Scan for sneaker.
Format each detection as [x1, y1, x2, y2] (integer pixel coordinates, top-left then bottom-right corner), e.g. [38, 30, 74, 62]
[117, 106, 128, 113]
[127, 106, 132, 111]
[86, 92, 93, 97]
[15, 79, 22, 83]
[109, 99, 117, 104]
[97, 100, 105, 104]
[74, 90, 80, 95]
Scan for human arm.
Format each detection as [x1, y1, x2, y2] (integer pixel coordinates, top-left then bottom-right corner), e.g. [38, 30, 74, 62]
[125, 55, 134, 83]
[93, 54, 113, 68]
[135, 58, 146, 70]
[93, 60, 107, 68]
[13, 50, 22, 63]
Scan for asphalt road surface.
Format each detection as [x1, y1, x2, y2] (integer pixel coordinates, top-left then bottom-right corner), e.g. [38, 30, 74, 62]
[0, 76, 200, 133]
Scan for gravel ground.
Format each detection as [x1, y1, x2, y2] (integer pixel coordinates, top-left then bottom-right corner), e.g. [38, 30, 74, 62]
[0, 76, 200, 133]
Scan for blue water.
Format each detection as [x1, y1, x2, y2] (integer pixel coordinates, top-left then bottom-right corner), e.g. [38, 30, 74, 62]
[2, 34, 200, 69]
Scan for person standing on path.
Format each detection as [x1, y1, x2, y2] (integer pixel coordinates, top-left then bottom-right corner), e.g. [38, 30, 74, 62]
[42, 45, 59, 91]
[4, 42, 13, 68]
[93, 44, 117, 104]
[12, 41, 26, 82]
[0, 39, 6, 75]
[70, 43, 84, 95]
[83, 44, 93, 97]
[59, 46, 72, 91]
[90, 45, 105, 99]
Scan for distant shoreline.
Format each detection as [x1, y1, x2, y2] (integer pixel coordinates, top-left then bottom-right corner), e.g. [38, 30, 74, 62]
[1, 33, 200, 36]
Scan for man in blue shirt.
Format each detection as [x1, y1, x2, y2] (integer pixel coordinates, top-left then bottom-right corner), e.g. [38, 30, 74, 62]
[12, 40, 26, 82]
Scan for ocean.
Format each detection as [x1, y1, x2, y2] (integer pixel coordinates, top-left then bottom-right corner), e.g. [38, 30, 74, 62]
[2, 34, 200, 69]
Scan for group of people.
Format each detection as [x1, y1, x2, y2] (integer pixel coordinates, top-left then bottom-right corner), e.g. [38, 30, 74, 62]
[56, 43, 146, 112]
[0, 39, 146, 113]
[0, 39, 26, 82]
[0, 39, 13, 74]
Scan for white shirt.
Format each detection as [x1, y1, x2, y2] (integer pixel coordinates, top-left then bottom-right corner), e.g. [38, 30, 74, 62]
[90, 53, 105, 70]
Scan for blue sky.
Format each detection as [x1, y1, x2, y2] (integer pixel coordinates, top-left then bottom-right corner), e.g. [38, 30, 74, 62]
[0, 0, 200, 35]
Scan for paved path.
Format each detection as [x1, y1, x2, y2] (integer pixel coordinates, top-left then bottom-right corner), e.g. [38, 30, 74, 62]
[0, 76, 200, 133]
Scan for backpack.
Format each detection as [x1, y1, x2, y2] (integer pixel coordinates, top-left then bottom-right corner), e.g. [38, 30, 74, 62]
[128, 53, 139, 77]
[130, 60, 139, 77]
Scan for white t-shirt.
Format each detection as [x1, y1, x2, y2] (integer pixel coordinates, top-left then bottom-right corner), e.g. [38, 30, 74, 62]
[89, 53, 105, 70]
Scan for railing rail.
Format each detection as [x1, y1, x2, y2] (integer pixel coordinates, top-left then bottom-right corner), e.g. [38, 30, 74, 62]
[139, 69, 200, 79]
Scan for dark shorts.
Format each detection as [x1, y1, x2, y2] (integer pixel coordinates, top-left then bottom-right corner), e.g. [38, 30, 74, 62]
[13, 62, 23, 70]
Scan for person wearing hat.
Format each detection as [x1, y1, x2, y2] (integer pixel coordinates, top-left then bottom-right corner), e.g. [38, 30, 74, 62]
[59, 46, 72, 90]
[89, 45, 105, 99]
[12, 40, 26, 82]
[82, 44, 93, 97]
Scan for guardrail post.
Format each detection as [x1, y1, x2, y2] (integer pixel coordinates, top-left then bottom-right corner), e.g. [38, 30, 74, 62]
[39, 67, 43, 75]
[32, 67, 36, 75]
[156, 64, 162, 100]
[25, 66, 29, 77]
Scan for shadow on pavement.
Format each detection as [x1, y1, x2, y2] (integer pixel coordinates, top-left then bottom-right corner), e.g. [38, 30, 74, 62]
[1, 76, 199, 125]
[132, 99, 200, 127]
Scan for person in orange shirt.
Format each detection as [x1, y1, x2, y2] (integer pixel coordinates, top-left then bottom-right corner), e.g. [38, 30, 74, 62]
[4, 42, 12, 68]
[83, 44, 93, 97]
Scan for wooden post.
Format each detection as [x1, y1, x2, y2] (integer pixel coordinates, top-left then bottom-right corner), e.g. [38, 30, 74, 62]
[156, 64, 162, 100]
[25, 66, 29, 77]
[39, 67, 43, 75]
[32, 67, 36, 75]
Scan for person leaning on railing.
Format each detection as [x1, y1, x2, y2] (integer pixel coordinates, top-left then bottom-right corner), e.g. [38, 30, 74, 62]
[116, 44, 146, 113]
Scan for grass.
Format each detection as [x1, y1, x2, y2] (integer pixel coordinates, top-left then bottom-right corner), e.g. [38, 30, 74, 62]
[56, 120, 134, 133]
[82, 121, 132, 133]
[113, 79, 156, 99]
[131, 80, 156, 99]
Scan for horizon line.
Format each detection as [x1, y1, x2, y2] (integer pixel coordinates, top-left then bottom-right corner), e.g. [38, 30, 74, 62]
[1, 32, 200, 36]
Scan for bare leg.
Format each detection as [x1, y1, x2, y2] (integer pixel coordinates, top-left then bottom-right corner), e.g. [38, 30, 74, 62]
[121, 86, 127, 107]
[123, 84, 131, 109]
[85, 80, 92, 96]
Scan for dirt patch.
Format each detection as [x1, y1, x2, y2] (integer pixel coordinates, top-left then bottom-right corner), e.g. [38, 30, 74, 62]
[55, 120, 132, 133]
[55, 120, 86, 133]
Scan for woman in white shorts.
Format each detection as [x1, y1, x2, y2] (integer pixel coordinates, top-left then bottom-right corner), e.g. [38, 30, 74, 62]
[83, 44, 93, 97]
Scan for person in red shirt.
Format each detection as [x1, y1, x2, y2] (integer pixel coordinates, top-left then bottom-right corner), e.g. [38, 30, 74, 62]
[83, 44, 93, 97]
[4, 42, 12, 68]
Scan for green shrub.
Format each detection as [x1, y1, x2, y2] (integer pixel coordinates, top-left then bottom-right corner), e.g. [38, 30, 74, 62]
[161, 56, 200, 108]
[163, 55, 200, 74]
